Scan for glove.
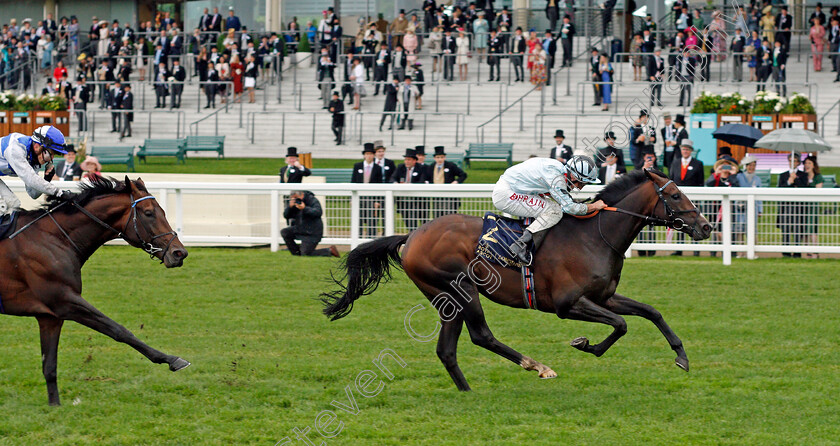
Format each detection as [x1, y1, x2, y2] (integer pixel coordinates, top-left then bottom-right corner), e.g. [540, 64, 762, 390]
[44, 168, 56, 183]
[56, 190, 79, 201]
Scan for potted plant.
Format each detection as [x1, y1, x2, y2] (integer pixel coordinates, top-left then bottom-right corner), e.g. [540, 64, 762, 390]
[295, 34, 312, 66]
[0, 91, 17, 135]
[33, 94, 70, 136]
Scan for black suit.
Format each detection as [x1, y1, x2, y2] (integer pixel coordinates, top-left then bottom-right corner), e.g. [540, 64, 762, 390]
[669, 157, 705, 186]
[374, 158, 396, 183]
[281, 191, 333, 256]
[510, 36, 526, 81]
[549, 144, 573, 163]
[543, 38, 557, 85]
[53, 160, 82, 181]
[442, 35, 457, 80]
[373, 49, 390, 95]
[380, 82, 399, 129]
[545, 2, 560, 31]
[487, 37, 502, 81]
[170, 65, 186, 108]
[590, 55, 601, 105]
[120, 90, 133, 138]
[660, 124, 680, 171]
[597, 162, 626, 184]
[279, 165, 312, 183]
[775, 13, 792, 50]
[776, 170, 809, 253]
[730, 34, 746, 81]
[352, 162, 384, 236]
[828, 25, 840, 78]
[73, 84, 90, 132]
[595, 146, 626, 171]
[108, 86, 123, 132]
[771, 47, 787, 96]
[675, 56, 696, 106]
[560, 23, 575, 67]
[329, 99, 344, 144]
[647, 55, 665, 107]
[428, 161, 467, 217]
[392, 163, 427, 230]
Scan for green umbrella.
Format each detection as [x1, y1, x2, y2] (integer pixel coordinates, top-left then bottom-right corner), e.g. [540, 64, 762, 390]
[754, 128, 833, 153]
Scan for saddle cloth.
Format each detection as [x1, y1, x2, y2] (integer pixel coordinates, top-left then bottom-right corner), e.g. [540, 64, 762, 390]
[0, 211, 18, 241]
[476, 213, 539, 310]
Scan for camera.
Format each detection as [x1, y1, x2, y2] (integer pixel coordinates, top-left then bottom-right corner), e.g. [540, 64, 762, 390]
[295, 198, 304, 205]
[720, 165, 732, 171]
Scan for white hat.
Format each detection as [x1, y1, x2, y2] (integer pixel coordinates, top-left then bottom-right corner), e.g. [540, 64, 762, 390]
[740, 154, 758, 166]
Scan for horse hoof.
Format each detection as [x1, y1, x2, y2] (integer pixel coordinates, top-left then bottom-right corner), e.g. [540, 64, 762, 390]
[539, 369, 557, 379]
[169, 357, 191, 372]
[570, 337, 590, 351]
[675, 357, 689, 372]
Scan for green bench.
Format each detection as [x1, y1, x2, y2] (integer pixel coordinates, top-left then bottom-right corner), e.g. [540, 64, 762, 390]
[185, 135, 225, 159]
[756, 169, 772, 188]
[465, 143, 513, 167]
[442, 152, 465, 169]
[823, 174, 837, 188]
[138, 139, 186, 164]
[89, 146, 135, 172]
[309, 168, 353, 183]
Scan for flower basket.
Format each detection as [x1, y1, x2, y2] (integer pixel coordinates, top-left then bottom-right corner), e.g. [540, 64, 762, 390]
[777, 113, 817, 132]
[0, 111, 9, 135]
[32, 110, 71, 137]
[10, 111, 32, 134]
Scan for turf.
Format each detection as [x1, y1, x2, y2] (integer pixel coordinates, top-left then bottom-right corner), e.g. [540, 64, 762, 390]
[101, 157, 840, 186]
[0, 247, 837, 445]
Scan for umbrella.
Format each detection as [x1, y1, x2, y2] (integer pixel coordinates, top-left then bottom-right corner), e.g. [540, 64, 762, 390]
[754, 128, 833, 153]
[712, 124, 765, 147]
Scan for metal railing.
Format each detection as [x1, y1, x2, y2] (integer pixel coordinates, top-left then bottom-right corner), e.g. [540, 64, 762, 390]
[78, 108, 185, 141]
[819, 98, 840, 138]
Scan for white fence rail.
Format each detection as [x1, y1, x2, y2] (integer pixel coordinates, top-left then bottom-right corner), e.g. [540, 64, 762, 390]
[10, 181, 840, 266]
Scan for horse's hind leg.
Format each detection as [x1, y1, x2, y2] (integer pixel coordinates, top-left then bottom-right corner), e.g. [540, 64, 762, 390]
[455, 283, 557, 380]
[604, 293, 689, 372]
[57, 295, 190, 371]
[435, 314, 470, 391]
[563, 297, 628, 358]
[37, 316, 64, 406]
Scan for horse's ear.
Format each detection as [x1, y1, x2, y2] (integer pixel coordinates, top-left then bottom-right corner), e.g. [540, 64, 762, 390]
[643, 168, 654, 180]
[124, 175, 133, 192]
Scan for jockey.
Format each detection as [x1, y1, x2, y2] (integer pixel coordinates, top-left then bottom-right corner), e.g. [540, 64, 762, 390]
[0, 126, 78, 214]
[492, 155, 607, 263]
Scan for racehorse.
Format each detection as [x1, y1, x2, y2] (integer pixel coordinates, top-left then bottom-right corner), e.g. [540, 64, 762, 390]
[0, 176, 189, 405]
[322, 169, 712, 390]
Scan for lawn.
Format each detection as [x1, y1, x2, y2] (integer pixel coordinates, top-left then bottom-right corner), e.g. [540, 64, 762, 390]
[102, 157, 840, 186]
[0, 247, 837, 445]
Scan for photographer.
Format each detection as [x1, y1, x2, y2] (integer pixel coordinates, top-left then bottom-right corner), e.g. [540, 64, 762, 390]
[281, 191, 339, 257]
[705, 157, 740, 257]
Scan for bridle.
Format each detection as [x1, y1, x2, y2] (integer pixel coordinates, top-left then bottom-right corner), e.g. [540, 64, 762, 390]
[10, 193, 178, 262]
[607, 179, 700, 231]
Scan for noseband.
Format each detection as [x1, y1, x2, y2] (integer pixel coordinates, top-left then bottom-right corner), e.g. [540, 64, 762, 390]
[608, 179, 700, 231]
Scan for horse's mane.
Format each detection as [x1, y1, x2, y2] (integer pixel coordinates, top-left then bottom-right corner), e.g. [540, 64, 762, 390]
[19, 176, 140, 218]
[593, 169, 666, 206]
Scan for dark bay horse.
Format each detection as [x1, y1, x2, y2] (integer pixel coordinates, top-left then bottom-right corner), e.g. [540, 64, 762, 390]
[323, 169, 712, 390]
[0, 176, 189, 405]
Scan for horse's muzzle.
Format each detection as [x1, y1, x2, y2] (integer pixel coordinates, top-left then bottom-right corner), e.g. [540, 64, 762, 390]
[163, 246, 188, 268]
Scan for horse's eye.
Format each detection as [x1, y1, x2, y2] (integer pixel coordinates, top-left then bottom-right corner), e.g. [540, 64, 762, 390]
[144, 210, 154, 217]
[671, 193, 681, 200]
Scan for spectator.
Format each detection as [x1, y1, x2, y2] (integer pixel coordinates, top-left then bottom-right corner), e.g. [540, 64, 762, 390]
[747, 30, 760, 81]
[560, 14, 575, 67]
[589, 47, 601, 106]
[279, 147, 311, 183]
[760, 6, 775, 45]
[647, 48, 665, 107]
[108, 81, 122, 133]
[549, 129, 573, 163]
[281, 190, 339, 257]
[705, 157, 740, 256]
[441, 28, 456, 81]
[777, 152, 808, 257]
[229, 54, 243, 102]
[226, 7, 242, 32]
[629, 109, 654, 167]
[390, 9, 409, 48]
[72, 77, 90, 132]
[404, 28, 419, 67]
[205, 61, 219, 108]
[731, 28, 746, 81]
[80, 156, 102, 181]
[397, 76, 419, 130]
[427, 25, 442, 74]
[668, 139, 704, 256]
[510, 27, 526, 82]
[329, 90, 344, 145]
[53, 146, 82, 181]
[379, 76, 399, 131]
[209, 7, 223, 39]
[734, 154, 763, 248]
[373, 141, 396, 183]
[429, 146, 467, 217]
[154, 62, 168, 108]
[42, 79, 56, 95]
[373, 43, 390, 95]
[170, 59, 185, 108]
[350, 57, 365, 110]
[543, 30, 557, 85]
[637, 149, 659, 256]
[660, 113, 678, 172]
[473, 11, 489, 62]
[675, 49, 696, 107]
[756, 38, 772, 91]
[53, 60, 67, 83]
[530, 41, 547, 89]
[829, 17, 840, 82]
[455, 29, 470, 81]
[810, 18, 827, 72]
[391, 44, 407, 82]
[486, 29, 502, 81]
[803, 156, 824, 258]
[771, 39, 787, 96]
[630, 33, 644, 81]
[546, 0, 560, 31]
[244, 54, 257, 103]
[120, 84, 133, 140]
[775, 6, 792, 51]
[597, 145, 627, 184]
[810, 3, 827, 27]
[351, 143, 384, 237]
[598, 54, 613, 111]
[135, 36, 149, 81]
[393, 148, 426, 230]
[412, 62, 424, 109]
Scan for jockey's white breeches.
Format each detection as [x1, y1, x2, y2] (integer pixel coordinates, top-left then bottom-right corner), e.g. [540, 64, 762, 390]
[0, 179, 20, 215]
[492, 179, 564, 233]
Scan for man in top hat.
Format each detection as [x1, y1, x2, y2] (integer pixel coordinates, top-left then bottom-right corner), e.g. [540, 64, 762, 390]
[380, 77, 400, 131]
[510, 27, 526, 82]
[393, 148, 426, 230]
[668, 139, 704, 256]
[597, 146, 626, 185]
[549, 129, 573, 163]
[637, 148, 659, 256]
[352, 143, 385, 236]
[279, 148, 311, 183]
[119, 83, 134, 140]
[545, 0, 560, 31]
[660, 112, 677, 170]
[589, 47, 602, 106]
[414, 145, 431, 221]
[329, 90, 344, 145]
[810, 3, 827, 27]
[675, 48, 696, 107]
[487, 29, 503, 82]
[629, 109, 656, 167]
[775, 6, 792, 51]
[560, 15, 575, 67]
[430, 146, 467, 218]
[390, 9, 409, 48]
[596, 131, 627, 171]
[373, 140, 396, 183]
[647, 47, 666, 107]
[52, 145, 83, 181]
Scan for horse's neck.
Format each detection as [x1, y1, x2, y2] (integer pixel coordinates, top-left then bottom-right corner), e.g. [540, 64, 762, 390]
[603, 182, 659, 254]
[54, 197, 129, 260]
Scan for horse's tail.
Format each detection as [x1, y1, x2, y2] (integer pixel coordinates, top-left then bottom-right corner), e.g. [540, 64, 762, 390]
[321, 234, 409, 321]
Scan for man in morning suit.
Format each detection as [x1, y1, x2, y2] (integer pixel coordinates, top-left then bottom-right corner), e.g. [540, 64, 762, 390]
[279, 147, 312, 183]
[429, 146, 467, 218]
[352, 143, 385, 236]
[548, 129, 573, 163]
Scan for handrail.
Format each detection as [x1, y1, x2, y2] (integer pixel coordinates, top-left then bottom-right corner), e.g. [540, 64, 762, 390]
[189, 104, 229, 136]
[0, 58, 38, 95]
[818, 99, 840, 137]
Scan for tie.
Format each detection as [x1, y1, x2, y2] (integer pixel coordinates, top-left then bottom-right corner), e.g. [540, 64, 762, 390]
[364, 165, 371, 183]
[406, 167, 412, 183]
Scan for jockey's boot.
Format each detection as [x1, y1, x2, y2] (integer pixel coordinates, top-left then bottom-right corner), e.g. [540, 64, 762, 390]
[510, 230, 532, 263]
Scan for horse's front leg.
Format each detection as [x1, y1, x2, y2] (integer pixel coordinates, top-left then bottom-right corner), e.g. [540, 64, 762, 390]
[56, 295, 190, 371]
[560, 296, 627, 358]
[37, 316, 64, 406]
[603, 293, 689, 372]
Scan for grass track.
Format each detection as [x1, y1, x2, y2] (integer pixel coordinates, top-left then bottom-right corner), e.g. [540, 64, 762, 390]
[0, 247, 838, 445]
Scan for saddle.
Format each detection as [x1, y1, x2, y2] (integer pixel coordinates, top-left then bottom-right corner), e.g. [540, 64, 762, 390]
[0, 212, 19, 241]
[475, 213, 539, 310]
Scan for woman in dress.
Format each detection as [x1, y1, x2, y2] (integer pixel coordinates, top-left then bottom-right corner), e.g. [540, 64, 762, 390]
[244, 55, 258, 103]
[526, 30, 539, 75]
[734, 155, 763, 247]
[38, 35, 53, 71]
[599, 55, 613, 111]
[134, 36, 149, 81]
[456, 29, 470, 81]
[81, 156, 103, 181]
[709, 12, 727, 62]
[196, 46, 208, 83]
[57, 17, 69, 55]
[218, 55, 230, 104]
[98, 22, 110, 57]
[404, 28, 419, 67]
[68, 16, 79, 56]
[630, 33, 643, 81]
[760, 6, 775, 45]
[230, 54, 244, 102]
[53, 60, 67, 83]
[222, 29, 237, 49]
[810, 18, 827, 72]
[428, 26, 442, 73]
[803, 156, 824, 258]
[530, 45, 546, 89]
[472, 11, 489, 62]
[747, 30, 761, 81]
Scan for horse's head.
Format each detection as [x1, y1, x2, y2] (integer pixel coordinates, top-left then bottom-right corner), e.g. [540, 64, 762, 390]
[123, 176, 188, 267]
[643, 168, 712, 241]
